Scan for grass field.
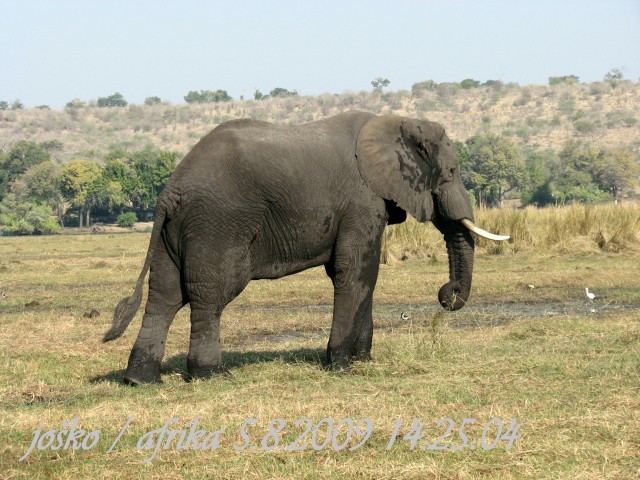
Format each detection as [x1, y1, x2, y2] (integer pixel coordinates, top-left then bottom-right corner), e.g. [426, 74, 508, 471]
[1, 205, 639, 479]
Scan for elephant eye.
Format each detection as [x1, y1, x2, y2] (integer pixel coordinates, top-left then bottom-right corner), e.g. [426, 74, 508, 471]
[449, 167, 456, 174]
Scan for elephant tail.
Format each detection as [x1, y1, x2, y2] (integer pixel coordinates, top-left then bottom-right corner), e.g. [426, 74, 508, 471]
[103, 206, 168, 342]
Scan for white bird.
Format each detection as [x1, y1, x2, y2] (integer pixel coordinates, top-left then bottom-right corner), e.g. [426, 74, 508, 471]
[0, 291, 5, 300]
[400, 312, 411, 321]
[527, 284, 535, 289]
[585, 288, 595, 302]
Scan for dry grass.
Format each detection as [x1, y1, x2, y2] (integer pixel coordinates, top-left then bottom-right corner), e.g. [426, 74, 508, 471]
[382, 203, 640, 262]
[475, 203, 640, 254]
[1, 208, 639, 478]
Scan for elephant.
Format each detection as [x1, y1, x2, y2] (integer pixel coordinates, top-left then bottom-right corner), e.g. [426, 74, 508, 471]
[103, 111, 508, 384]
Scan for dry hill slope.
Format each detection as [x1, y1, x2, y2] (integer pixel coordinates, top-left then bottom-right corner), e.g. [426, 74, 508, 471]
[1, 80, 638, 163]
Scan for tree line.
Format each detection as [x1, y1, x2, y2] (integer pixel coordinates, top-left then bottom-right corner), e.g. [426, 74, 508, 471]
[3, 87, 299, 110]
[0, 134, 638, 235]
[0, 141, 177, 234]
[456, 136, 639, 207]
[2, 68, 628, 111]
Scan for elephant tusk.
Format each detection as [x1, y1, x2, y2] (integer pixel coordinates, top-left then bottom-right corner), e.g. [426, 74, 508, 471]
[461, 218, 510, 241]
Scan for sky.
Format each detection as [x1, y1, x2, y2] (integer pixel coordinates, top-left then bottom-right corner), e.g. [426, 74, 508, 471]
[2, 0, 639, 109]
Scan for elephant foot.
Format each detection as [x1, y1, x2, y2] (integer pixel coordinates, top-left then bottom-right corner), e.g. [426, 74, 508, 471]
[186, 361, 231, 381]
[351, 350, 372, 362]
[323, 352, 352, 372]
[123, 347, 162, 385]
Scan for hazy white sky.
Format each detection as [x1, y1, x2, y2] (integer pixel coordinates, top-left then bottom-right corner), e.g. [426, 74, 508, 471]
[2, 0, 639, 109]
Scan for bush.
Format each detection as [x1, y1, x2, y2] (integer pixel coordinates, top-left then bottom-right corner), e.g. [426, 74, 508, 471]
[411, 80, 437, 95]
[460, 78, 480, 89]
[549, 75, 579, 86]
[0, 196, 60, 235]
[144, 96, 162, 106]
[513, 91, 532, 107]
[557, 185, 611, 204]
[97, 93, 128, 108]
[522, 182, 555, 206]
[184, 90, 232, 104]
[116, 212, 138, 228]
[270, 88, 298, 98]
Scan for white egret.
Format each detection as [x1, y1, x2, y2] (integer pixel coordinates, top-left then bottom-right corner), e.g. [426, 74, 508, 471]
[585, 288, 595, 302]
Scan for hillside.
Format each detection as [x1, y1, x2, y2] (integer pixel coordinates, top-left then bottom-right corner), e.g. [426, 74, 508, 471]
[1, 80, 639, 163]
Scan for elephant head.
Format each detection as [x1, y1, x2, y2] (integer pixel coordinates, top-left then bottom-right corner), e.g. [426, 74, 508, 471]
[356, 116, 508, 311]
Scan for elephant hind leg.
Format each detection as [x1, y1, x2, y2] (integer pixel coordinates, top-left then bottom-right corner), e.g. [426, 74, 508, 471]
[183, 245, 252, 380]
[124, 245, 185, 385]
[185, 306, 230, 380]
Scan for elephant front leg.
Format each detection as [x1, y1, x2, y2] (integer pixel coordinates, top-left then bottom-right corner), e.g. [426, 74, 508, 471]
[351, 299, 373, 362]
[325, 244, 380, 371]
[186, 307, 229, 380]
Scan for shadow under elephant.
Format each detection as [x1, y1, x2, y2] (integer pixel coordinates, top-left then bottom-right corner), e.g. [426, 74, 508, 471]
[91, 347, 326, 385]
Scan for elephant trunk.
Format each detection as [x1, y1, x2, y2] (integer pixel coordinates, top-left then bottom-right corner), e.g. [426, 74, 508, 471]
[438, 229, 474, 311]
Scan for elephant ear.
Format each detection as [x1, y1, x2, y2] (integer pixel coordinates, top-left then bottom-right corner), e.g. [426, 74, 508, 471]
[356, 116, 440, 222]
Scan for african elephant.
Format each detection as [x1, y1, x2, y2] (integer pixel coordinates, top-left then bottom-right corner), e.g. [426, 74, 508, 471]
[104, 111, 508, 384]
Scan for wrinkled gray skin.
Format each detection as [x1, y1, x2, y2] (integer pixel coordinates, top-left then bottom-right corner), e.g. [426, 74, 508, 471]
[104, 112, 475, 384]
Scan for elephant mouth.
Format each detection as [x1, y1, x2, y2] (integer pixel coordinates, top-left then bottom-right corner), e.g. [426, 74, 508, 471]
[460, 218, 510, 241]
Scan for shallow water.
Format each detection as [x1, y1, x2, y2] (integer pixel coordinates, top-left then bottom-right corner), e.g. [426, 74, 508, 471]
[229, 299, 640, 344]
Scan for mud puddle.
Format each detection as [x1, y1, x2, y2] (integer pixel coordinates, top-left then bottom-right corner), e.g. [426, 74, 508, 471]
[229, 299, 640, 345]
[395, 300, 640, 329]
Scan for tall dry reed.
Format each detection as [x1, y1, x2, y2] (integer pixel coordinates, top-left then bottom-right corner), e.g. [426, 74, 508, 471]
[381, 203, 640, 261]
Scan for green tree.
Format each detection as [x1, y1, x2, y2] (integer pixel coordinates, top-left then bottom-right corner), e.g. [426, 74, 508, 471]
[65, 98, 86, 109]
[103, 148, 178, 214]
[520, 148, 555, 206]
[41, 140, 64, 152]
[97, 92, 128, 107]
[548, 141, 612, 204]
[102, 155, 144, 208]
[128, 149, 177, 211]
[521, 140, 640, 205]
[211, 90, 232, 102]
[184, 91, 203, 103]
[371, 77, 390, 90]
[411, 80, 437, 95]
[13, 161, 67, 226]
[87, 177, 128, 217]
[269, 87, 297, 97]
[460, 78, 480, 89]
[464, 134, 525, 206]
[481, 80, 502, 88]
[604, 68, 624, 87]
[589, 147, 639, 200]
[0, 194, 60, 234]
[0, 141, 50, 200]
[17, 161, 59, 202]
[59, 160, 102, 227]
[548, 75, 579, 86]
[184, 90, 232, 103]
[144, 96, 162, 106]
